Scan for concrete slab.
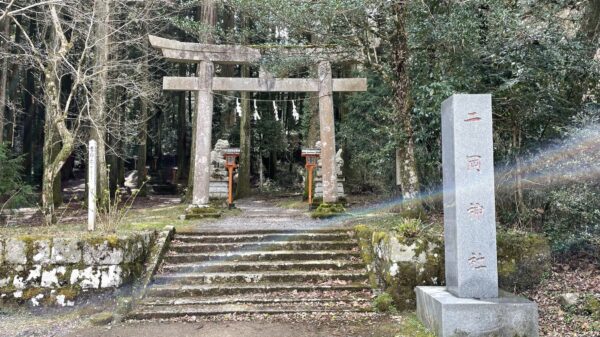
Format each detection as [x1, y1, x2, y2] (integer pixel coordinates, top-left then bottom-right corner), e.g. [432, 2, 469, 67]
[415, 286, 539, 337]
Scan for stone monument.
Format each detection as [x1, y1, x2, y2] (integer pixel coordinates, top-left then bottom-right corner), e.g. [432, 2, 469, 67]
[415, 94, 539, 337]
[209, 139, 231, 199]
[314, 142, 345, 199]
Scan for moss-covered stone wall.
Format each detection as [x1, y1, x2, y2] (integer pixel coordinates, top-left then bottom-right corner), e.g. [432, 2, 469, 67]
[355, 225, 550, 310]
[0, 232, 154, 307]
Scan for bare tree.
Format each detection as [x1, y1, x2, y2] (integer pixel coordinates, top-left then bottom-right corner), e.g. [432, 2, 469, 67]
[0, 16, 9, 144]
[90, 0, 112, 208]
[1, 0, 169, 224]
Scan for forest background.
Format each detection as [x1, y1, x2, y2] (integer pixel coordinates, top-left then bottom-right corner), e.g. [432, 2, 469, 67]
[0, 0, 598, 259]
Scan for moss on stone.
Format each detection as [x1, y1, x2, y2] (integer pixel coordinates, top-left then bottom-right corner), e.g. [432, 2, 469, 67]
[310, 203, 346, 219]
[85, 235, 121, 249]
[22, 288, 43, 300]
[89, 311, 114, 325]
[354, 225, 380, 289]
[372, 231, 387, 245]
[18, 236, 42, 264]
[57, 286, 80, 301]
[354, 225, 371, 239]
[355, 222, 549, 312]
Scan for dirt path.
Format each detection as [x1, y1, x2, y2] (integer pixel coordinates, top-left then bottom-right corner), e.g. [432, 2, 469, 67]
[64, 315, 406, 337]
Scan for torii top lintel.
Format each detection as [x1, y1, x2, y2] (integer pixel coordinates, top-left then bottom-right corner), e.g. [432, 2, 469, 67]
[148, 35, 363, 64]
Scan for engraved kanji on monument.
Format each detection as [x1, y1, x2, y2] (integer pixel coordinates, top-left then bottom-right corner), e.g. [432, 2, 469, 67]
[442, 94, 498, 299]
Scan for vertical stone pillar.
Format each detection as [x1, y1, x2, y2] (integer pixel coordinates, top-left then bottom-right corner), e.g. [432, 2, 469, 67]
[88, 140, 97, 231]
[318, 61, 337, 204]
[192, 61, 214, 206]
[442, 94, 498, 298]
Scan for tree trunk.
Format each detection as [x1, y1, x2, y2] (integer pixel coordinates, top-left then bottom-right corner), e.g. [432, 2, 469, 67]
[176, 64, 188, 183]
[0, 17, 9, 144]
[154, 107, 163, 180]
[42, 69, 74, 224]
[220, 6, 236, 135]
[236, 65, 252, 197]
[137, 90, 149, 194]
[23, 18, 39, 182]
[512, 123, 524, 217]
[584, 0, 600, 42]
[41, 6, 76, 224]
[90, 0, 111, 208]
[22, 68, 36, 179]
[391, 2, 420, 202]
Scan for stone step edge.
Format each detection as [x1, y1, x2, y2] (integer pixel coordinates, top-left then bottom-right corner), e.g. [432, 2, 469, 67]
[176, 229, 353, 236]
[138, 297, 372, 306]
[174, 233, 353, 242]
[146, 283, 370, 293]
[128, 305, 371, 319]
[170, 240, 358, 247]
[155, 270, 367, 278]
[166, 250, 361, 257]
[160, 260, 366, 272]
[161, 259, 364, 268]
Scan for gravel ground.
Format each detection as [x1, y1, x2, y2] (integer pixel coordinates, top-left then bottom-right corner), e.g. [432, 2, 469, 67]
[191, 198, 355, 232]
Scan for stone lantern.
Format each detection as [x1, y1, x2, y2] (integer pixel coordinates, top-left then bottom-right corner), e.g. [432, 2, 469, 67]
[223, 148, 241, 209]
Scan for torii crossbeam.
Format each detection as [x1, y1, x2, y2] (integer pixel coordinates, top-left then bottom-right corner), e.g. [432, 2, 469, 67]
[149, 35, 367, 207]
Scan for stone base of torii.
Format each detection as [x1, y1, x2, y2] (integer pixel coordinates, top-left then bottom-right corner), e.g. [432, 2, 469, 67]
[148, 35, 366, 210]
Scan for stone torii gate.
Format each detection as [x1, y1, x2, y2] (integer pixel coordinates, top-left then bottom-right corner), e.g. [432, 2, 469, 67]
[149, 35, 366, 206]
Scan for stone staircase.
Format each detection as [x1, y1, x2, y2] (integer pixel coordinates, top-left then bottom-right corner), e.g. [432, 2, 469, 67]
[129, 229, 373, 319]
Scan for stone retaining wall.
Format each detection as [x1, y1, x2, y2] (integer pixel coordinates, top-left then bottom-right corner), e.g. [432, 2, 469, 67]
[0, 232, 154, 306]
[355, 225, 551, 310]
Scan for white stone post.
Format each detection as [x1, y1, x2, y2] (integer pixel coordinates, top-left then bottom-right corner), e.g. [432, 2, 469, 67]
[318, 61, 337, 204]
[442, 94, 498, 298]
[88, 140, 97, 231]
[415, 94, 539, 337]
[192, 61, 214, 206]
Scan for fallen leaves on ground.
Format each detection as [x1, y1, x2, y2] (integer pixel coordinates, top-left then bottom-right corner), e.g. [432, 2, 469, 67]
[522, 257, 599, 337]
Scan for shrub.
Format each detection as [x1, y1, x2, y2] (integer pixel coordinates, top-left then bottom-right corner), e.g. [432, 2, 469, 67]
[395, 218, 423, 239]
[544, 183, 600, 258]
[0, 144, 34, 210]
[372, 292, 396, 313]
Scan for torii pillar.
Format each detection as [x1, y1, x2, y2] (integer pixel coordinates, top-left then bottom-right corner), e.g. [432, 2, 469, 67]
[149, 35, 366, 206]
[193, 61, 214, 206]
[318, 61, 337, 203]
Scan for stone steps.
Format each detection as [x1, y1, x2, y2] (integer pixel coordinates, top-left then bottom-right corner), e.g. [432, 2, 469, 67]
[129, 302, 370, 319]
[169, 240, 358, 253]
[129, 229, 371, 319]
[177, 229, 354, 236]
[164, 250, 361, 263]
[153, 270, 368, 285]
[140, 293, 371, 306]
[161, 260, 365, 273]
[176, 232, 353, 243]
[145, 282, 370, 297]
